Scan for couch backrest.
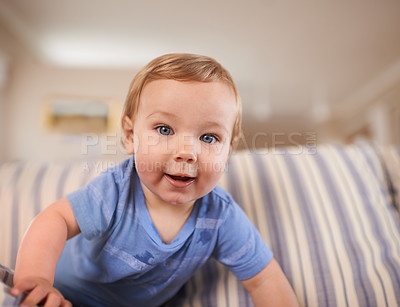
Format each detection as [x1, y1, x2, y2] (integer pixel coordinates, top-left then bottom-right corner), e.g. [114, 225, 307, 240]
[216, 144, 400, 307]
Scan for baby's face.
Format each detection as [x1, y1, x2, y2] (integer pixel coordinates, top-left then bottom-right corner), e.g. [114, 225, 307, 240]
[131, 79, 237, 207]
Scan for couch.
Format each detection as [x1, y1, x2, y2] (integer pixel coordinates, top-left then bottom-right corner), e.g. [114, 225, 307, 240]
[1, 143, 400, 306]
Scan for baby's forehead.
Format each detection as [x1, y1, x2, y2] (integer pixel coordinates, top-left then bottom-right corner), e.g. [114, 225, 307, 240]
[140, 79, 236, 106]
[138, 79, 237, 127]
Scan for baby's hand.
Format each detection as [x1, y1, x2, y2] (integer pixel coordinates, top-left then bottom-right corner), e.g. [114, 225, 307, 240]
[11, 277, 71, 307]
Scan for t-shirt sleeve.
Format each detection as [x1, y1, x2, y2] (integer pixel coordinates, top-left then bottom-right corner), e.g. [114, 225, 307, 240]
[66, 168, 121, 240]
[213, 201, 273, 280]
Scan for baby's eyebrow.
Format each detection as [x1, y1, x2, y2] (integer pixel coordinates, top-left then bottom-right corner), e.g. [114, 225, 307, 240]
[146, 111, 178, 120]
[202, 121, 230, 134]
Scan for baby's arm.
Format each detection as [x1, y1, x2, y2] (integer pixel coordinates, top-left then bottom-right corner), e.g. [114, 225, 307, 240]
[11, 197, 80, 307]
[241, 258, 299, 307]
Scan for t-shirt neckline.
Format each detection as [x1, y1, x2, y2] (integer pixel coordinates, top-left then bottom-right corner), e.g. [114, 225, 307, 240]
[134, 174, 201, 249]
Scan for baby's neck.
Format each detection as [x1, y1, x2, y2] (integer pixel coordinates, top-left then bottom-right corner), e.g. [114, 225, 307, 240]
[140, 184, 195, 243]
[145, 199, 195, 243]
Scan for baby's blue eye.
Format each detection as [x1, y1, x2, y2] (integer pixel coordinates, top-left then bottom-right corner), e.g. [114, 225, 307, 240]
[157, 126, 173, 136]
[200, 134, 218, 144]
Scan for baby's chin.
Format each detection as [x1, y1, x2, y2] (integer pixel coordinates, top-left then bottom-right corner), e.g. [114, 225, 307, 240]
[158, 194, 197, 207]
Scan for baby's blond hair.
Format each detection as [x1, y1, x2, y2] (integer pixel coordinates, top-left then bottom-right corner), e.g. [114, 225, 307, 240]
[122, 53, 242, 147]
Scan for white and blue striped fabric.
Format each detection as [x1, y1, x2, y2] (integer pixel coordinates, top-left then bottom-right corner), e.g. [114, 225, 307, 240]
[1, 144, 400, 306]
[380, 146, 400, 214]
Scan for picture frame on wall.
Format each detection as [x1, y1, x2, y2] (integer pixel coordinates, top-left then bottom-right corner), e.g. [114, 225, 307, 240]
[41, 95, 122, 134]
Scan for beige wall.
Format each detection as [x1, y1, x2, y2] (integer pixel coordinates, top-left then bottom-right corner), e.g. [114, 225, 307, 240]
[0, 20, 20, 163]
[0, 68, 4, 162]
[0, 85, 4, 163]
[1, 20, 399, 163]
[0, 21, 139, 162]
[4, 59, 136, 162]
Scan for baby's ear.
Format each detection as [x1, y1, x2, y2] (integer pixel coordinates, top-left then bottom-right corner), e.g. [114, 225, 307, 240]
[122, 115, 135, 154]
[229, 135, 239, 155]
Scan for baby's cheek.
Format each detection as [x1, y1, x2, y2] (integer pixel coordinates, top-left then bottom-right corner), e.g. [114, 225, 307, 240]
[135, 157, 164, 176]
[137, 135, 164, 154]
[213, 160, 227, 174]
[133, 134, 140, 153]
[199, 160, 227, 181]
[213, 148, 230, 171]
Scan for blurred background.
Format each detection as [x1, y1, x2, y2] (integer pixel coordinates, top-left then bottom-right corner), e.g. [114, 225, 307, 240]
[0, 0, 400, 162]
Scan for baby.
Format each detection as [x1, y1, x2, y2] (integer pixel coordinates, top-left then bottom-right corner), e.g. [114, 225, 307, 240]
[12, 53, 298, 306]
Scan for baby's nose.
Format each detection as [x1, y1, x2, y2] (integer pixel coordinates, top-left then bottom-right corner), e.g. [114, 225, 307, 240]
[173, 136, 197, 163]
[174, 152, 197, 163]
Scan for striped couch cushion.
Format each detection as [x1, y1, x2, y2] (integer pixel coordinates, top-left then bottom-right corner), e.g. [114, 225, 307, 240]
[169, 144, 400, 306]
[1, 145, 400, 306]
[0, 159, 108, 269]
[380, 146, 400, 213]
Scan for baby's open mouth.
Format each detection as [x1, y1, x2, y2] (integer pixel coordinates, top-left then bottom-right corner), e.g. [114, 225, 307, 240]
[166, 174, 195, 182]
[165, 173, 196, 188]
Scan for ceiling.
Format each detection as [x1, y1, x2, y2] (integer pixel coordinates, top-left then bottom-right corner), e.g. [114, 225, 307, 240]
[1, 0, 400, 122]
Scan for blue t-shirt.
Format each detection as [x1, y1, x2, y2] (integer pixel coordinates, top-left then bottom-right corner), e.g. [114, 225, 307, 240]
[54, 157, 273, 307]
